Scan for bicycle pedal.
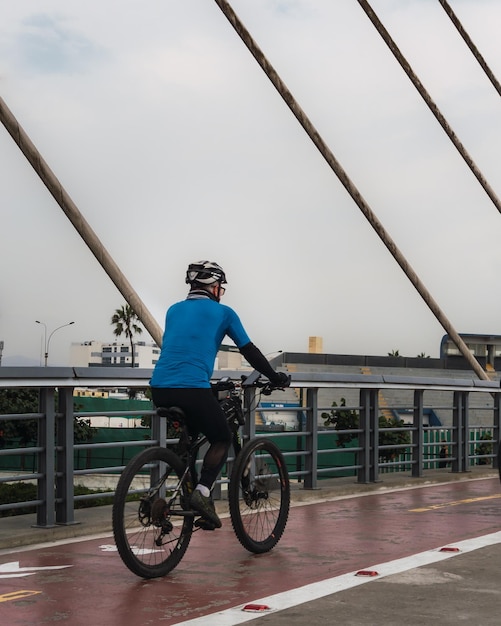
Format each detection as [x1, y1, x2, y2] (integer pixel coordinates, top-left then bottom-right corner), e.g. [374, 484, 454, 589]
[194, 518, 217, 531]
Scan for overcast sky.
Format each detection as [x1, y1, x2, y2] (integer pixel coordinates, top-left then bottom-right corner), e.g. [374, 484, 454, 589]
[1, 0, 500, 366]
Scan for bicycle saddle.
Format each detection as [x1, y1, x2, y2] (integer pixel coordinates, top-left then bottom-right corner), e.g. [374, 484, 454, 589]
[156, 406, 186, 424]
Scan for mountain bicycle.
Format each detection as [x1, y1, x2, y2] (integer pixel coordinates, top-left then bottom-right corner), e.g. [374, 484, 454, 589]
[112, 376, 291, 578]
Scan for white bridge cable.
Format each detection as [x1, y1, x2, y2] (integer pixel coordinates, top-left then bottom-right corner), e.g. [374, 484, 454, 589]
[0, 96, 163, 348]
[438, 0, 501, 98]
[212, 0, 488, 381]
[356, 0, 501, 215]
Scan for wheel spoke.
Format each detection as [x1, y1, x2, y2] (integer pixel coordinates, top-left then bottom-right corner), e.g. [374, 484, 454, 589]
[113, 447, 193, 578]
[229, 438, 290, 553]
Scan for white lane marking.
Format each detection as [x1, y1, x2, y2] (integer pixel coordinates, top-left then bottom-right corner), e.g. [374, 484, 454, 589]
[170, 531, 501, 626]
[0, 561, 72, 579]
[99, 544, 117, 552]
[99, 544, 163, 556]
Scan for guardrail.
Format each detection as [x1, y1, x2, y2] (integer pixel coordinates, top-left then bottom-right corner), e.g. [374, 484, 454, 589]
[0, 366, 499, 528]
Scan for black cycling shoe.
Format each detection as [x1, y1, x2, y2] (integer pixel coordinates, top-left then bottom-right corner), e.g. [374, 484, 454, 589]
[194, 518, 217, 531]
[189, 490, 222, 528]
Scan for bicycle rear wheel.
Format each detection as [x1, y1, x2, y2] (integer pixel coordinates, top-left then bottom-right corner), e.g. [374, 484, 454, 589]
[112, 447, 193, 578]
[229, 437, 290, 553]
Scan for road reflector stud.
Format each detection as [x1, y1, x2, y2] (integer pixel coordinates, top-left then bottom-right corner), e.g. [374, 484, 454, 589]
[242, 603, 271, 612]
[440, 547, 460, 552]
[355, 570, 379, 577]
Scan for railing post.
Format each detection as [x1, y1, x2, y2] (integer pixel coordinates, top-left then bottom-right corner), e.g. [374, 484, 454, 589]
[412, 389, 424, 477]
[358, 389, 371, 483]
[452, 391, 461, 472]
[359, 388, 379, 482]
[243, 387, 256, 442]
[462, 391, 471, 472]
[452, 390, 470, 473]
[56, 387, 77, 525]
[149, 409, 167, 495]
[303, 388, 318, 489]
[36, 387, 56, 527]
[493, 393, 500, 471]
[452, 391, 459, 473]
[371, 389, 380, 482]
[151, 408, 166, 447]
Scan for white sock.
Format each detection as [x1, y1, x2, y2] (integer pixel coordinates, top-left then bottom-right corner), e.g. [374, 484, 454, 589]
[195, 484, 210, 498]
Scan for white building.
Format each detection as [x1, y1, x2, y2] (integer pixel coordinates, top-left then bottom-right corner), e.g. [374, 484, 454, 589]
[70, 340, 160, 369]
[215, 344, 248, 370]
[70, 339, 259, 371]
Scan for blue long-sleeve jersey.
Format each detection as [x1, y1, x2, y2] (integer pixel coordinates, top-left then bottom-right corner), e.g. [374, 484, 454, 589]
[150, 297, 250, 389]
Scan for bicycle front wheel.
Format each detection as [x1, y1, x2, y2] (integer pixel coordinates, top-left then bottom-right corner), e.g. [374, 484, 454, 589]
[229, 437, 290, 553]
[112, 447, 193, 578]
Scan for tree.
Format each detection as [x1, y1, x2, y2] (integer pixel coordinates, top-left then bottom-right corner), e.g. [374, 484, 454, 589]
[111, 304, 143, 367]
[321, 398, 359, 448]
[474, 432, 493, 465]
[321, 399, 410, 460]
[0, 389, 38, 447]
[387, 349, 401, 357]
[0, 389, 96, 448]
[377, 415, 410, 462]
[72, 405, 97, 444]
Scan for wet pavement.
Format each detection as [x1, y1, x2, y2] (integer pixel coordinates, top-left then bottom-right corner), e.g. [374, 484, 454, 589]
[0, 468, 500, 625]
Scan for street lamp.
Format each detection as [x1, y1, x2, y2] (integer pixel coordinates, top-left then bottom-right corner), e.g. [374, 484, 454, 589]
[35, 320, 75, 366]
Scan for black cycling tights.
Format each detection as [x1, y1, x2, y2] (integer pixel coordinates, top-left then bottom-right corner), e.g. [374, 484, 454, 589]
[150, 387, 232, 490]
[201, 440, 231, 488]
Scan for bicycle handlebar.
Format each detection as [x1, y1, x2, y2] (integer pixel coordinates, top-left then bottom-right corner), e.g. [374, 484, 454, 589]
[241, 374, 291, 395]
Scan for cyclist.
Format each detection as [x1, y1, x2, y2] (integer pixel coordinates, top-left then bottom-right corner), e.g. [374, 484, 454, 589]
[150, 260, 290, 529]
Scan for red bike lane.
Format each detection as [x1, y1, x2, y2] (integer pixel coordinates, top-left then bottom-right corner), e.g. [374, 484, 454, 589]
[1, 477, 500, 625]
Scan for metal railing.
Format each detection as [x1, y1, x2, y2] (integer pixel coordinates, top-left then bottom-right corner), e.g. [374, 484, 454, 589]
[0, 366, 499, 528]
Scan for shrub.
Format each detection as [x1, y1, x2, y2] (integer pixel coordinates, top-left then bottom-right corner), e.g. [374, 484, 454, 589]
[321, 399, 410, 460]
[475, 432, 493, 465]
[0, 483, 113, 517]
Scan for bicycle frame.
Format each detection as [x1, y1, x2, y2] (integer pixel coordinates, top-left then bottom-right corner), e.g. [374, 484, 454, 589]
[161, 393, 245, 506]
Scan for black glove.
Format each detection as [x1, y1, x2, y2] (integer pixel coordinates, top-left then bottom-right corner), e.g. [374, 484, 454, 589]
[239, 343, 291, 387]
[271, 372, 291, 387]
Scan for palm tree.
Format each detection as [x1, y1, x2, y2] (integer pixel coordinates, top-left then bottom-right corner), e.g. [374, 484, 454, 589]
[111, 304, 143, 367]
[387, 349, 401, 357]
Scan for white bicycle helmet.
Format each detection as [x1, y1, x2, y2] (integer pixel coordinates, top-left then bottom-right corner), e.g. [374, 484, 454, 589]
[185, 261, 227, 286]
